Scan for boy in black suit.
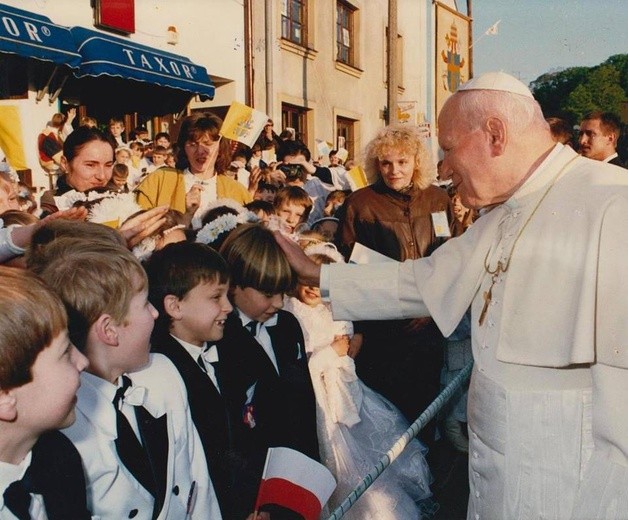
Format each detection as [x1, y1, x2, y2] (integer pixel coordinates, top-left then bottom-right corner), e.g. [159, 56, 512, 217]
[219, 224, 319, 463]
[0, 268, 91, 520]
[145, 242, 257, 519]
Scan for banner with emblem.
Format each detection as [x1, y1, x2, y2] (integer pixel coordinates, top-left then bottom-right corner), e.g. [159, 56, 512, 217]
[435, 2, 471, 124]
[220, 101, 268, 148]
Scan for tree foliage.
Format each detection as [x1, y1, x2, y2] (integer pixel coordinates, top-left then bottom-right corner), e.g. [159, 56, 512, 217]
[530, 54, 627, 124]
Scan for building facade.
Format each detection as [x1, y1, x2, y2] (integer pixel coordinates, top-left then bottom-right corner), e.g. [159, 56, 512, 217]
[248, 0, 431, 163]
[0, 0, 434, 190]
[0, 0, 245, 189]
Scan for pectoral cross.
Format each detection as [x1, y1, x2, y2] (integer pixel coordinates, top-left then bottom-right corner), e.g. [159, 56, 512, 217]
[479, 261, 505, 326]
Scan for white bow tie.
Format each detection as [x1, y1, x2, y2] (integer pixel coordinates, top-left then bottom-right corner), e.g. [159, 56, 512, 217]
[120, 384, 146, 407]
[200, 344, 219, 364]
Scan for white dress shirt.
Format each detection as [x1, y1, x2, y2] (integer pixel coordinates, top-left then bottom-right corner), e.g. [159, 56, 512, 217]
[171, 335, 221, 393]
[238, 309, 280, 374]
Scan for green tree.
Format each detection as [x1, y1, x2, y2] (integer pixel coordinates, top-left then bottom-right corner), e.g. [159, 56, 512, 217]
[530, 67, 589, 121]
[564, 65, 626, 121]
[530, 55, 627, 123]
[604, 54, 628, 93]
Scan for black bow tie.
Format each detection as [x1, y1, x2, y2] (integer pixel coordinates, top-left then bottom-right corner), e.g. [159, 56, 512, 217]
[4, 471, 35, 520]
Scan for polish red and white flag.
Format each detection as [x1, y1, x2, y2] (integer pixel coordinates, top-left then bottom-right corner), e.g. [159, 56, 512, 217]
[254, 447, 337, 520]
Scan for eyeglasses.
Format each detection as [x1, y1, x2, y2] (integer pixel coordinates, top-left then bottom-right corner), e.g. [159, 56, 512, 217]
[185, 139, 218, 151]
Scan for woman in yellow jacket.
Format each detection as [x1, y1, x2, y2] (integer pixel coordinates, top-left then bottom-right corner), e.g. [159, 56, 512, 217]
[136, 113, 252, 228]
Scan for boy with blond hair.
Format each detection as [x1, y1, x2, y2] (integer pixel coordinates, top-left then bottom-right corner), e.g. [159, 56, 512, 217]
[0, 267, 91, 519]
[273, 186, 313, 234]
[33, 239, 221, 520]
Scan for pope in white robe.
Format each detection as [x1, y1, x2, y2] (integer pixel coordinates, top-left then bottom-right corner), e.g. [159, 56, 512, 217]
[278, 72, 628, 520]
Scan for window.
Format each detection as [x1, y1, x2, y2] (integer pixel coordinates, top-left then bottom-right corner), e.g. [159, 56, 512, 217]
[336, 116, 356, 160]
[0, 55, 28, 99]
[281, 103, 308, 144]
[336, 2, 355, 66]
[281, 0, 307, 46]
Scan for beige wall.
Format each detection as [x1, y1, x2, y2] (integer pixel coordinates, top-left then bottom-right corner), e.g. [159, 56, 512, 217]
[251, 0, 429, 160]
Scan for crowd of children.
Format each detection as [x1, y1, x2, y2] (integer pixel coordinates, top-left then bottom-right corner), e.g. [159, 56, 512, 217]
[0, 113, 478, 519]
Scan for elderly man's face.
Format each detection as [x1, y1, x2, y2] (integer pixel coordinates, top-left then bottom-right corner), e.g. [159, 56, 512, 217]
[438, 98, 496, 209]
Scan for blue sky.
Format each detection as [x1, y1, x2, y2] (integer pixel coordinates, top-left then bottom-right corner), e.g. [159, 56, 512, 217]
[465, 0, 627, 86]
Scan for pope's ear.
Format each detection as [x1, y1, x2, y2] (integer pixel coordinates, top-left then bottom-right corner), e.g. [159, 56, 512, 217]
[485, 117, 507, 156]
[0, 389, 18, 422]
[163, 295, 182, 320]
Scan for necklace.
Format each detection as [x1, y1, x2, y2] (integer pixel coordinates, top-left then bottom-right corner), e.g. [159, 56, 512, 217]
[478, 155, 579, 326]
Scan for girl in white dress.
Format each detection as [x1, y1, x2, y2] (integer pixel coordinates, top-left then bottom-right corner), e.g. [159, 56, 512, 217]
[283, 242, 434, 519]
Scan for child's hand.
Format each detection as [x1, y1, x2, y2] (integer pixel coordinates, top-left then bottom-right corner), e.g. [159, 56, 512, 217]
[331, 334, 350, 357]
[348, 333, 363, 359]
[248, 166, 262, 195]
[268, 162, 286, 185]
[246, 513, 270, 520]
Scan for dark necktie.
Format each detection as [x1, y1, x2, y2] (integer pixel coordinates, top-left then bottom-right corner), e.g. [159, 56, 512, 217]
[246, 320, 259, 336]
[3, 473, 33, 520]
[113, 375, 156, 497]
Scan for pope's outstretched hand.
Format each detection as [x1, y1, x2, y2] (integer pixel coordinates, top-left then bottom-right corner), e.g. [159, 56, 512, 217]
[273, 230, 322, 287]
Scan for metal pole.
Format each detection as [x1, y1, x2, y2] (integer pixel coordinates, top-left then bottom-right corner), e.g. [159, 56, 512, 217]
[244, 0, 254, 107]
[326, 361, 474, 520]
[387, 0, 398, 124]
[467, 0, 473, 78]
[265, 0, 274, 118]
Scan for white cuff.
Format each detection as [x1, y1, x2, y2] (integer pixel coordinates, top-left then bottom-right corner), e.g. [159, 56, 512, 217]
[0, 225, 26, 262]
[320, 263, 331, 301]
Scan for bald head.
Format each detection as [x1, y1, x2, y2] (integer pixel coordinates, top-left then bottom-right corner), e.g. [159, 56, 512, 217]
[437, 73, 556, 209]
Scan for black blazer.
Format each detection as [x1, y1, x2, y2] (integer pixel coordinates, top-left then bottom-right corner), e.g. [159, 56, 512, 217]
[24, 430, 91, 519]
[150, 328, 257, 519]
[226, 310, 320, 463]
[608, 155, 626, 168]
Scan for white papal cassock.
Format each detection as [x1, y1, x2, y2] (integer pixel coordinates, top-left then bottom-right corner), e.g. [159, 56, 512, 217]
[322, 144, 628, 519]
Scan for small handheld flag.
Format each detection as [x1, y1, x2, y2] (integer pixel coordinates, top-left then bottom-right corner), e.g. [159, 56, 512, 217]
[254, 447, 336, 520]
[220, 101, 269, 148]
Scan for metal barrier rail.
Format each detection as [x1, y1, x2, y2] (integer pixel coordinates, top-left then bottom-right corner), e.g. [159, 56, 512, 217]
[326, 361, 474, 520]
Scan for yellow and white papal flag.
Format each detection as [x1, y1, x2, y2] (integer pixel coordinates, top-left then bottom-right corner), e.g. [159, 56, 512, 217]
[220, 101, 268, 148]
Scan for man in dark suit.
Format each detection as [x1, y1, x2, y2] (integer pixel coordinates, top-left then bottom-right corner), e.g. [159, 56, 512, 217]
[578, 111, 626, 168]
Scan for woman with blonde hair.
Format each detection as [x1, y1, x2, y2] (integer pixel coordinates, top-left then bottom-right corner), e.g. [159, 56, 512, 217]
[335, 123, 461, 447]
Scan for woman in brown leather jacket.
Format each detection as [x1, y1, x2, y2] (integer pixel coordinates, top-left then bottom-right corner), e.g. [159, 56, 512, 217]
[335, 124, 461, 446]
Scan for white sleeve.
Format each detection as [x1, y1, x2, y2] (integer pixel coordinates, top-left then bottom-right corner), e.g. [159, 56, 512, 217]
[325, 207, 502, 337]
[573, 194, 628, 519]
[0, 225, 26, 262]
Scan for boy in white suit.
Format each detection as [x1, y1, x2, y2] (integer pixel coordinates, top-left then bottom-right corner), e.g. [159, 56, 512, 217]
[32, 237, 221, 520]
[0, 268, 91, 520]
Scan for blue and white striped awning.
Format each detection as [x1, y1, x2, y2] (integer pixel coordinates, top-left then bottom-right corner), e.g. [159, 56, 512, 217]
[70, 26, 215, 100]
[0, 3, 81, 68]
